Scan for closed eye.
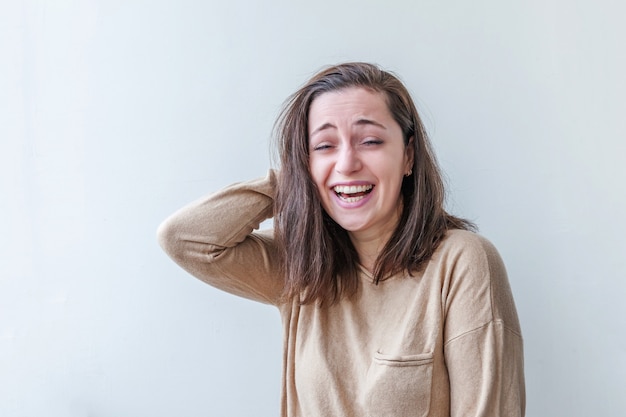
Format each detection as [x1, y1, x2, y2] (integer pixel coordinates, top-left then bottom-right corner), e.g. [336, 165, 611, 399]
[362, 138, 383, 146]
[312, 143, 333, 151]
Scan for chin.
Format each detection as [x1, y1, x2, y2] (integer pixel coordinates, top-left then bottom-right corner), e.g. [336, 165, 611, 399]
[334, 220, 370, 234]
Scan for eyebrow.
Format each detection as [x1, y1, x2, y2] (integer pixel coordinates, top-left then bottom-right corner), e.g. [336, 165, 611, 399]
[310, 118, 387, 137]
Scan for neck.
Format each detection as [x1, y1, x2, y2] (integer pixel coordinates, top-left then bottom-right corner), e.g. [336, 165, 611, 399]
[349, 225, 396, 274]
[348, 214, 399, 273]
[348, 197, 404, 274]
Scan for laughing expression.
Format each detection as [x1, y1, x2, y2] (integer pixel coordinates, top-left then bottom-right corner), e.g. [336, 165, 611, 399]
[308, 87, 414, 242]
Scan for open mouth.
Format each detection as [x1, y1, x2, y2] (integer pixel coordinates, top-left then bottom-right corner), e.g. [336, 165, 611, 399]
[333, 184, 374, 203]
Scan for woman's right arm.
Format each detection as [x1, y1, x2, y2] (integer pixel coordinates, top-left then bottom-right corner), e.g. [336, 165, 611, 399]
[157, 170, 284, 305]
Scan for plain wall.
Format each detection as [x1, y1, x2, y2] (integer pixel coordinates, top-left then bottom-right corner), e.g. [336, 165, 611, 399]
[1, 0, 625, 415]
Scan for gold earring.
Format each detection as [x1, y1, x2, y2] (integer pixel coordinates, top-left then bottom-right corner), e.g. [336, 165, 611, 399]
[405, 169, 412, 177]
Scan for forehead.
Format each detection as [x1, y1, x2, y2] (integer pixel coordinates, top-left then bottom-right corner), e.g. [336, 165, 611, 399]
[308, 87, 392, 125]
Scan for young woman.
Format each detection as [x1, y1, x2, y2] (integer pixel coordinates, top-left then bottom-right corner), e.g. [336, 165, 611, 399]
[158, 62, 525, 416]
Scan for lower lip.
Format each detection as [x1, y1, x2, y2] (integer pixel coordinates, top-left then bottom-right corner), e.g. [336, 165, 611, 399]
[331, 189, 374, 209]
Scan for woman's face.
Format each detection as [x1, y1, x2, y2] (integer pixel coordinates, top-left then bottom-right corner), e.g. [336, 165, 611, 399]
[308, 87, 414, 241]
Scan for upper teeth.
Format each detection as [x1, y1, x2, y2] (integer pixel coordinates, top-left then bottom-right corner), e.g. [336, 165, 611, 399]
[333, 185, 373, 194]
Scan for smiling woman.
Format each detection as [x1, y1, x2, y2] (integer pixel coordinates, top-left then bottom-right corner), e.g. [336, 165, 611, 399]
[307, 87, 413, 273]
[158, 62, 525, 416]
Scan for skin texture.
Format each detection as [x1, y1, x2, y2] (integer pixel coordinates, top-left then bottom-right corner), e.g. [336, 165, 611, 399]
[307, 87, 414, 271]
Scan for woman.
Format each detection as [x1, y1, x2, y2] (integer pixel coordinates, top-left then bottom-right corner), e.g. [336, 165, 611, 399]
[158, 62, 525, 416]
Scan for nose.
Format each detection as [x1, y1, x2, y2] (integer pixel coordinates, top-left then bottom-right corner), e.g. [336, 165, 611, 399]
[335, 145, 362, 175]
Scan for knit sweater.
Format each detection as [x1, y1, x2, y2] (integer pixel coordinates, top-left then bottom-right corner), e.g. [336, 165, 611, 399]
[157, 171, 525, 417]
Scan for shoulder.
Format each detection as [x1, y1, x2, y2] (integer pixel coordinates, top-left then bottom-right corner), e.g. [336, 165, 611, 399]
[436, 229, 522, 336]
[435, 229, 502, 270]
[440, 228, 497, 251]
[430, 229, 499, 288]
[435, 229, 508, 288]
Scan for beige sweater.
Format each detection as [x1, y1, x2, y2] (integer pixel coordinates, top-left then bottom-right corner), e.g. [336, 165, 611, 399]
[158, 171, 525, 417]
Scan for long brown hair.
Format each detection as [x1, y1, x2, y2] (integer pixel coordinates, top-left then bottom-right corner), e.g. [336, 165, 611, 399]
[274, 62, 474, 306]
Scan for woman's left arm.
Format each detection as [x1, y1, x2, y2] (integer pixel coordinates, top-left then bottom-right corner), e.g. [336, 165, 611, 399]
[443, 233, 526, 416]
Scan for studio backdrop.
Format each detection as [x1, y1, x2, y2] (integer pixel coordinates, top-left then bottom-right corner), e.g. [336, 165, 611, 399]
[1, 0, 625, 416]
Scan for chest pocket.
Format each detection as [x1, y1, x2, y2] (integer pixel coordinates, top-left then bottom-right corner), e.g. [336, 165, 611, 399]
[362, 351, 434, 417]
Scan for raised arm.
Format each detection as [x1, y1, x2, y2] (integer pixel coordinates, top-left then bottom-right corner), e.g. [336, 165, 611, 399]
[157, 170, 284, 305]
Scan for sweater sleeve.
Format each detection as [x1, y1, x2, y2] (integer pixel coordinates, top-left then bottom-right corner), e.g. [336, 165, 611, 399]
[442, 233, 526, 416]
[157, 170, 284, 305]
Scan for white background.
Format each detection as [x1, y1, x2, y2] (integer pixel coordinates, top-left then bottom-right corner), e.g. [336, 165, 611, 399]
[2, 0, 625, 415]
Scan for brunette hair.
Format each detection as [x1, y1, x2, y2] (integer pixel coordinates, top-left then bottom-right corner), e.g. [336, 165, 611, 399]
[274, 62, 474, 306]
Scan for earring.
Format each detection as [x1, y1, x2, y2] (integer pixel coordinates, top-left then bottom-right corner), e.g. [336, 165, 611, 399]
[405, 169, 413, 177]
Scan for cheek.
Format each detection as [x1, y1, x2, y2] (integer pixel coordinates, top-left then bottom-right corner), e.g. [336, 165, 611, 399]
[308, 158, 326, 187]
[308, 160, 334, 208]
